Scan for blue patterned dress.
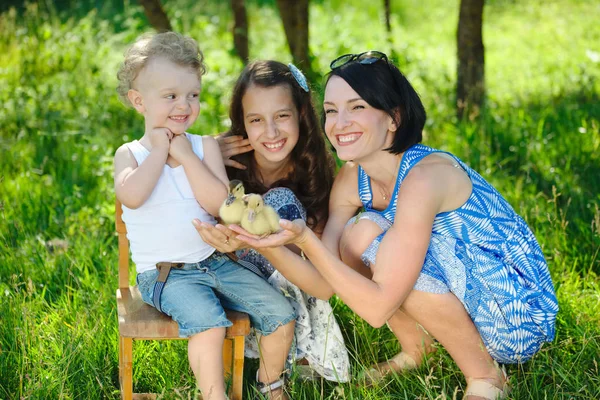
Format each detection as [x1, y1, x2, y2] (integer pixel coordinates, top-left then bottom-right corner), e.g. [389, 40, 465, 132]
[353, 144, 558, 364]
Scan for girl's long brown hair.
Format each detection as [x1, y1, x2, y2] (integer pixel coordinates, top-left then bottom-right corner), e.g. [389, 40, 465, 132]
[226, 60, 335, 230]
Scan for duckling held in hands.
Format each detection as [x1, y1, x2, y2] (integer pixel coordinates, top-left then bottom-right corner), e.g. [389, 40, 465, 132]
[241, 194, 281, 236]
[219, 180, 246, 225]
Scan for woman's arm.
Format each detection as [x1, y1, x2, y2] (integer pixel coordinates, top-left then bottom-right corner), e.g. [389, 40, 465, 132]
[258, 164, 362, 299]
[258, 245, 334, 299]
[295, 166, 451, 327]
[194, 211, 337, 299]
[236, 165, 452, 327]
[194, 184, 355, 299]
[321, 162, 364, 256]
[317, 158, 470, 319]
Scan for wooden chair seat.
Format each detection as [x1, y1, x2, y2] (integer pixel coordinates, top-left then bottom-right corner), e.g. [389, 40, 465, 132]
[117, 286, 250, 339]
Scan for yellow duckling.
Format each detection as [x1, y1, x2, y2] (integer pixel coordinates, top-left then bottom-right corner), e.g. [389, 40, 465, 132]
[241, 194, 281, 236]
[218, 180, 246, 225]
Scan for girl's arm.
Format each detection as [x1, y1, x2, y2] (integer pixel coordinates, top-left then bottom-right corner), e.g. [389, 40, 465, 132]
[228, 164, 364, 300]
[114, 128, 171, 209]
[194, 180, 356, 299]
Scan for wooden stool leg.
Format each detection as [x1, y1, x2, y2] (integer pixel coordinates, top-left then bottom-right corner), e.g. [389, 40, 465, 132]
[231, 335, 245, 400]
[222, 337, 233, 377]
[120, 336, 133, 400]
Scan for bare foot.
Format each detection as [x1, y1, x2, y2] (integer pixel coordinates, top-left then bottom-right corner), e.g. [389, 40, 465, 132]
[362, 352, 418, 385]
[362, 343, 439, 386]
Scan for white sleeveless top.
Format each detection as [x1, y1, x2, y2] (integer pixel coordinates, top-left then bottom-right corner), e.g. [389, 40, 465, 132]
[121, 133, 217, 273]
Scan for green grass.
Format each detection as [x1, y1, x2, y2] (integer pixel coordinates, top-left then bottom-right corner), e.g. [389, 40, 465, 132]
[1, 0, 599, 398]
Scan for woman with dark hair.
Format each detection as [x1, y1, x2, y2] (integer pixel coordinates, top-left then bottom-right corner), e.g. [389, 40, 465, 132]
[228, 52, 558, 399]
[195, 60, 350, 387]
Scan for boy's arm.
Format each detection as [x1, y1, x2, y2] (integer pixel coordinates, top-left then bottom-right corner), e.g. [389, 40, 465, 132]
[114, 129, 171, 209]
[172, 135, 228, 216]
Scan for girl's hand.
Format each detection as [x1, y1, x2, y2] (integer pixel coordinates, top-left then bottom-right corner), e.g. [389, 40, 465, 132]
[149, 127, 173, 151]
[193, 220, 247, 253]
[229, 219, 309, 248]
[216, 134, 253, 170]
[169, 134, 196, 164]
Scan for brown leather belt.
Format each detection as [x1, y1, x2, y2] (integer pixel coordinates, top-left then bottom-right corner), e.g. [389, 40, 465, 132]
[152, 262, 184, 312]
[156, 262, 185, 282]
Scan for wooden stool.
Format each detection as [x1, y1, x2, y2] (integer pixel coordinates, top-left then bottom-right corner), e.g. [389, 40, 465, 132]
[115, 200, 250, 399]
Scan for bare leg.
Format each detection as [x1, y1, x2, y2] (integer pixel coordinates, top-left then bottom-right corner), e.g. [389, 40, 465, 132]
[341, 218, 506, 396]
[387, 308, 435, 361]
[339, 218, 382, 278]
[340, 219, 434, 369]
[365, 307, 436, 378]
[188, 327, 227, 400]
[402, 290, 507, 398]
[257, 320, 295, 400]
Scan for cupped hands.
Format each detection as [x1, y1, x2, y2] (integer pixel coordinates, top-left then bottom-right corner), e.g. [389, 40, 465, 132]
[228, 219, 309, 249]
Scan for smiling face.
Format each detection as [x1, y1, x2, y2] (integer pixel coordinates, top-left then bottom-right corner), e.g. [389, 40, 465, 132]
[129, 56, 201, 135]
[241, 84, 300, 168]
[323, 75, 397, 162]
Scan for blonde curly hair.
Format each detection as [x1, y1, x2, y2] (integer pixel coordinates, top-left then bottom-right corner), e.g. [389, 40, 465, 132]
[116, 32, 206, 106]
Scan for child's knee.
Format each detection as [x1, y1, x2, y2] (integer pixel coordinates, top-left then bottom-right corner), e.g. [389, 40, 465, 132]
[260, 319, 295, 348]
[270, 319, 295, 337]
[188, 328, 226, 361]
[340, 218, 385, 264]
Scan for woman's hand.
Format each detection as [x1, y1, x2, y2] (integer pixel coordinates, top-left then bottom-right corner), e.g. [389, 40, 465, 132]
[216, 134, 253, 170]
[193, 220, 247, 253]
[229, 219, 310, 248]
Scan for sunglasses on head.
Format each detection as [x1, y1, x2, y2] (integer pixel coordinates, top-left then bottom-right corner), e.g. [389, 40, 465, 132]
[329, 50, 388, 70]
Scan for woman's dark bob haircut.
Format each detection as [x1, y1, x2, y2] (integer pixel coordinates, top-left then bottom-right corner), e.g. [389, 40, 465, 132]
[326, 58, 426, 154]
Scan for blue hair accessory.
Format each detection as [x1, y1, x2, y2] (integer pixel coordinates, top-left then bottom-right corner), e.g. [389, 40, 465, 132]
[288, 63, 309, 92]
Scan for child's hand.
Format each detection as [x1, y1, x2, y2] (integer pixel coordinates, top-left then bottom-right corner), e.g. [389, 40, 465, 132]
[149, 128, 173, 151]
[169, 134, 196, 164]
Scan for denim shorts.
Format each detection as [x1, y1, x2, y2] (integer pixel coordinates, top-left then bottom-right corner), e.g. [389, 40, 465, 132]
[137, 252, 296, 338]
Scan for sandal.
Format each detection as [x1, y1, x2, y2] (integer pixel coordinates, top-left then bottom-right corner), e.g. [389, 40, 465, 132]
[360, 352, 418, 386]
[255, 371, 287, 400]
[463, 366, 510, 399]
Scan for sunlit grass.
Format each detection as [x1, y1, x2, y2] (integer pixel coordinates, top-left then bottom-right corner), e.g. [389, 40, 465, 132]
[1, 0, 599, 398]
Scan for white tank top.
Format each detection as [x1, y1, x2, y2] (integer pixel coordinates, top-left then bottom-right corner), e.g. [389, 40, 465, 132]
[121, 133, 217, 273]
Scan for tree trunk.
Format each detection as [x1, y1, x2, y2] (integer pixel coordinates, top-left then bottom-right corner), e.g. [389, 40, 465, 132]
[275, 0, 314, 78]
[138, 0, 172, 32]
[457, 0, 485, 119]
[383, 0, 393, 52]
[231, 0, 249, 63]
[384, 0, 391, 34]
